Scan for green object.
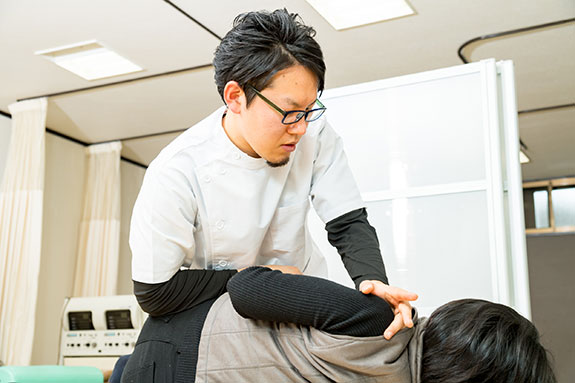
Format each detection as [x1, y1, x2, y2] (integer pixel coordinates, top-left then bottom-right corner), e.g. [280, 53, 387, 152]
[0, 366, 103, 383]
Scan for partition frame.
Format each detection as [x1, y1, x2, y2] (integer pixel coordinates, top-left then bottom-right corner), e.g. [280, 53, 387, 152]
[311, 59, 529, 317]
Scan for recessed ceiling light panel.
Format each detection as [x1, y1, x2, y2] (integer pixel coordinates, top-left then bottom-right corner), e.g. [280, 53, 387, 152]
[35, 40, 143, 81]
[306, 0, 415, 30]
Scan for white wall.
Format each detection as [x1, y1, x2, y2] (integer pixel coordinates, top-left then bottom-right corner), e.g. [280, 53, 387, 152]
[0, 114, 11, 183]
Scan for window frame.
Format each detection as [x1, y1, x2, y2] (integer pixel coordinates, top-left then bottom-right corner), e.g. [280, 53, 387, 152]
[523, 177, 575, 235]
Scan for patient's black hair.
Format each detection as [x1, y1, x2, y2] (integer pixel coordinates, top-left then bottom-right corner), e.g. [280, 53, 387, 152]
[421, 299, 556, 383]
[213, 8, 325, 106]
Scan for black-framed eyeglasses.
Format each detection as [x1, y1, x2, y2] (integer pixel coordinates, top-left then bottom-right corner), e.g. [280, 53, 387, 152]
[248, 85, 326, 125]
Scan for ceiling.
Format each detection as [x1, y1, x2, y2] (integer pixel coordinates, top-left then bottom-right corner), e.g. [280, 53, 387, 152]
[0, 0, 573, 181]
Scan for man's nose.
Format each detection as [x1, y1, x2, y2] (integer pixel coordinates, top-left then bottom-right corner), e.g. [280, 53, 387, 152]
[287, 118, 308, 136]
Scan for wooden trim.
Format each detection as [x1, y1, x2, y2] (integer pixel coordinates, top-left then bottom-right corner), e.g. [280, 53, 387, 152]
[526, 227, 575, 234]
[555, 226, 575, 233]
[526, 227, 554, 234]
[523, 177, 575, 189]
[551, 177, 575, 187]
[548, 183, 555, 229]
[522, 180, 550, 188]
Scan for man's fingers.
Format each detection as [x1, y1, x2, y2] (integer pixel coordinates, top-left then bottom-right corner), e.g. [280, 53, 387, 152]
[385, 286, 418, 302]
[266, 265, 302, 274]
[382, 294, 399, 307]
[366, 282, 418, 303]
[398, 302, 413, 328]
[359, 280, 417, 339]
[384, 313, 403, 340]
[360, 281, 374, 294]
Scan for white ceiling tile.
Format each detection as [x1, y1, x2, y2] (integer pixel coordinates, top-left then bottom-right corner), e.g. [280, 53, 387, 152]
[46, 66, 223, 143]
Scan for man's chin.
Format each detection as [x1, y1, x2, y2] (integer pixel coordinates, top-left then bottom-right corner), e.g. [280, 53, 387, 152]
[266, 156, 290, 168]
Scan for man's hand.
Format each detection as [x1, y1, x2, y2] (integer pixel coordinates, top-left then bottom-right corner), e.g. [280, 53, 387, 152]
[265, 265, 302, 275]
[359, 280, 418, 340]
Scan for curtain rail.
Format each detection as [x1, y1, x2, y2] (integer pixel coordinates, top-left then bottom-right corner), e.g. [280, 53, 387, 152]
[1, 109, 147, 168]
[457, 18, 575, 120]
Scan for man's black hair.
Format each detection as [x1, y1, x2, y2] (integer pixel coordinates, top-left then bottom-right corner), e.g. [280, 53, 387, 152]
[421, 299, 556, 383]
[213, 9, 325, 106]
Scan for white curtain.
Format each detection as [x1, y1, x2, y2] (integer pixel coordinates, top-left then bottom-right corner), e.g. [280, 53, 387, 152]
[0, 98, 47, 366]
[73, 142, 122, 297]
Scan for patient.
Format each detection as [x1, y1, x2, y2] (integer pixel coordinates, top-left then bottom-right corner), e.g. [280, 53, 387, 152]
[121, 267, 556, 383]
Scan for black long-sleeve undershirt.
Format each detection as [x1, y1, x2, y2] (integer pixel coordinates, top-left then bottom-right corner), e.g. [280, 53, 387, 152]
[228, 266, 395, 337]
[134, 207, 387, 317]
[327, 207, 388, 287]
[133, 269, 237, 316]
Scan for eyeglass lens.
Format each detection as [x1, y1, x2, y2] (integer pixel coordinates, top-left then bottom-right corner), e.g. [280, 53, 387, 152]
[283, 108, 325, 124]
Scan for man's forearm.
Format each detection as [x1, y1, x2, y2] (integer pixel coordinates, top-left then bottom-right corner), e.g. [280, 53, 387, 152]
[326, 208, 388, 287]
[133, 269, 237, 316]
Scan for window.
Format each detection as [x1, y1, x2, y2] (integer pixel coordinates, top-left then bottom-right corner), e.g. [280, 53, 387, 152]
[523, 177, 575, 234]
[552, 186, 575, 227]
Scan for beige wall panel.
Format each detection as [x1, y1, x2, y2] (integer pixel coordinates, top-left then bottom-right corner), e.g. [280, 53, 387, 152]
[118, 162, 146, 294]
[31, 134, 85, 365]
[527, 233, 575, 382]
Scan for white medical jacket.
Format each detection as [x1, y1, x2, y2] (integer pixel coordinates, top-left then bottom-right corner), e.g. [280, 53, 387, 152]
[130, 106, 364, 284]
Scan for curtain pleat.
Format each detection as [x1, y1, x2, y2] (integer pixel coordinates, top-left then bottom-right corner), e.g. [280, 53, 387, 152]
[73, 142, 121, 297]
[0, 98, 47, 366]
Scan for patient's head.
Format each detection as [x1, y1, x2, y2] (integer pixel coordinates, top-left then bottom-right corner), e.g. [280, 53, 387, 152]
[421, 299, 556, 383]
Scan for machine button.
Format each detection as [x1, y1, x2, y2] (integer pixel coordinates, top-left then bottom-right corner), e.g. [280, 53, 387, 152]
[216, 220, 225, 230]
[203, 175, 211, 183]
[233, 153, 241, 160]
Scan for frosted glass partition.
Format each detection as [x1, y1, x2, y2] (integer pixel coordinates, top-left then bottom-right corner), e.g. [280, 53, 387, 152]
[365, 193, 493, 316]
[321, 71, 486, 193]
[307, 59, 530, 318]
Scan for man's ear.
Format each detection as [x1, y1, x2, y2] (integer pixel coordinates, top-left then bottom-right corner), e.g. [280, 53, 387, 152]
[223, 81, 245, 114]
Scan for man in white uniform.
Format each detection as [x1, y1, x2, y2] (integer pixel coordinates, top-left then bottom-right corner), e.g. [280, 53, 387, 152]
[130, 9, 417, 340]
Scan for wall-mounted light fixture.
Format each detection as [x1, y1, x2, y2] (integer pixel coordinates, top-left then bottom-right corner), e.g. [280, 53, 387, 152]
[520, 150, 531, 164]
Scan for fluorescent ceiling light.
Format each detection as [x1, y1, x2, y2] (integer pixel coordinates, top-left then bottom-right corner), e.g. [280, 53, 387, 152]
[306, 0, 415, 30]
[520, 150, 530, 164]
[35, 40, 143, 81]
